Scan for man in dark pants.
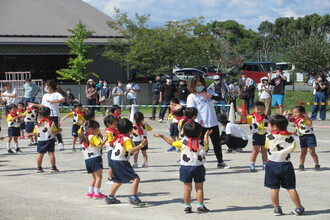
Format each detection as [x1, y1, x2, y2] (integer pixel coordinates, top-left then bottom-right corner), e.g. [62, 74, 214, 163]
[149, 75, 162, 120]
[159, 76, 177, 123]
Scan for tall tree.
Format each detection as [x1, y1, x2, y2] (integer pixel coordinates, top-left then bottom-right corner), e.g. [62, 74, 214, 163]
[56, 21, 96, 101]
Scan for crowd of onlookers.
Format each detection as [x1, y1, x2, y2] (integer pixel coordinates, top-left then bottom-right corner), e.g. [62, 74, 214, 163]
[0, 70, 328, 121]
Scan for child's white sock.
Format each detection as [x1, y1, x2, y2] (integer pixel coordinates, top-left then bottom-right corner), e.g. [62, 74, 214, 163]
[94, 188, 100, 195]
[250, 162, 255, 166]
[6, 143, 10, 150]
[88, 186, 94, 194]
[15, 143, 19, 150]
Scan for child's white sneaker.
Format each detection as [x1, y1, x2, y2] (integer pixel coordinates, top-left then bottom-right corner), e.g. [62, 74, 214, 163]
[132, 163, 138, 168]
[142, 162, 149, 168]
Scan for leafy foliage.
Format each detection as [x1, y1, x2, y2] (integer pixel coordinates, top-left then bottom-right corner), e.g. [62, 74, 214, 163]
[57, 22, 97, 81]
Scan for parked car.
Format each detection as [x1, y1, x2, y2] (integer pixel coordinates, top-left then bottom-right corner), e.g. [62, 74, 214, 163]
[197, 65, 226, 77]
[165, 68, 209, 81]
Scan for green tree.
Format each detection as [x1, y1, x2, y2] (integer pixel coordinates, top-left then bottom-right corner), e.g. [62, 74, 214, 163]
[56, 21, 96, 101]
[287, 33, 330, 76]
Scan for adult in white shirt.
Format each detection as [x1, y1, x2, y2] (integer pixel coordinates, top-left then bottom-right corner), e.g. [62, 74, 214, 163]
[257, 77, 272, 116]
[40, 80, 65, 150]
[0, 83, 18, 114]
[218, 113, 248, 153]
[186, 75, 226, 168]
[125, 79, 140, 112]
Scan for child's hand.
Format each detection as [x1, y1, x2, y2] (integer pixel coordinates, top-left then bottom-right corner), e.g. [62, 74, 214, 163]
[153, 134, 164, 138]
[60, 120, 64, 125]
[141, 138, 148, 147]
[283, 110, 291, 116]
[205, 129, 213, 136]
[237, 107, 242, 113]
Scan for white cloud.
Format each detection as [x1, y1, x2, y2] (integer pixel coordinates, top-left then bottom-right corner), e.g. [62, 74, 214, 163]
[84, 0, 330, 31]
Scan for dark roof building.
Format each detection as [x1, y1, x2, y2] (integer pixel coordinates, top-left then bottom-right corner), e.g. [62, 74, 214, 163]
[0, 0, 127, 82]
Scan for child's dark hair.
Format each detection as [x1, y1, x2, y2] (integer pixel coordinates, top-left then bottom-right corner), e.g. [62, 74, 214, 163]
[104, 115, 119, 127]
[111, 105, 121, 113]
[217, 113, 229, 125]
[38, 107, 51, 117]
[79, 120, 100, 146]
[83, 109, 95, 121]
[73, 103, 82, 109]
[172, 108, 184, 117]
[294, 106, 306, 113]
[17, 102, 25, 107]
[185, 107, 198, 119]
[117, 118, 133, 134]
[134, 112, 144, 124]
[170, 97, 180, 104]
[7, 104, 17, 111]
[254, 101, 265, 107]
[183, 121, 202, 138]
[269, 114, 288, 131]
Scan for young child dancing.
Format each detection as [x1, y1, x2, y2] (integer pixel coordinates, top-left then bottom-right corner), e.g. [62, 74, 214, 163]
[154, 121, 212, 214]
[6, 104, 23, 153]
[80, 120, 108, 199]
[103, 115, 119, 184]
[105, 118, 148, 206]
[238, 101, 268, 171]
[29, 107, 61, 172]
[23, 102, 38, 146]
[132, 112, 150, 168]
[265, 114, 304, 216]
[17, 102, 25, 139]
[284, 106, 320, 171]
[60, 103, 84, 151]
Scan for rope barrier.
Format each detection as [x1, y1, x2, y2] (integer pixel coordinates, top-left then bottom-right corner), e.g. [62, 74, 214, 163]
[298, 101, 330, 106]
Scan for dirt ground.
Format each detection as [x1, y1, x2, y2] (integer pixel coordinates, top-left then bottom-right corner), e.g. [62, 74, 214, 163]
[1, 113, 330, 220]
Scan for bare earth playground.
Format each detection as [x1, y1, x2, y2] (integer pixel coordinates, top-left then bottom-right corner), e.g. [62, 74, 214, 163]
[0, 113, 330, 220]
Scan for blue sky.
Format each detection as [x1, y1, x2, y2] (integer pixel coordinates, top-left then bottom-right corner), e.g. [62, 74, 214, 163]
[84, 0, 330, 30]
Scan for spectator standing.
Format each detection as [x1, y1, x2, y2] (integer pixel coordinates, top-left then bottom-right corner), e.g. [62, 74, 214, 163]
[239, 78, 255, 113]
[100, 80, 112, 116]
[125, 79, 140, 112]
[268, 68, 287, 114]
[112, 81, 125, 106]
[159, 76, 177, 122]
[95, 79, 104, 108]
[258, 77, 272, 116]
[149, 76, 162, 120]
[22, 79, 39, 106]
[85, 79, 97, 107]
[176, 78, 190, 105]
[208, 75, 229, 115]
[65, 88, 78, 106]
[228, 79, 239, 113]
[311, 76, 328, 120]
[0, 83, 18, 114]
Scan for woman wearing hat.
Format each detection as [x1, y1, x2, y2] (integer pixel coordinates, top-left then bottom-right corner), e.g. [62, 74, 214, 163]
[85, 79, 97, 108]
[176, 77, 190, 105]
[257, 77, 272, 116]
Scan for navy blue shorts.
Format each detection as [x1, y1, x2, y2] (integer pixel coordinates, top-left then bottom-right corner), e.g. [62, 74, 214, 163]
[252, 133, 266, 146]
[179, 165, 206, 183]
[85, 156, 103, 174]
[107, 149, 113, 167]
[72, 124, 81, 137]
[20, 122, 26, 130]
[170, 123, 179, 137]
[25, 122, 35, 133]
[37, 139, 55, 153]
[134, 141, 148, 151]
[111, 160, 139, 183]
[299, 134, 317, 148]
[264, 161, 296, 189]
[8, 127, 20, 137]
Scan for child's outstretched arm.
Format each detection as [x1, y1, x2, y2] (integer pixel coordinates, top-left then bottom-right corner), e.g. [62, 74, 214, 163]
[154, 134, 174, 145]
[237, 107, 247, 121]
[204, 130, 213, 151]
[127, 138, 148, 154]
[60, 113, 71, 125]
